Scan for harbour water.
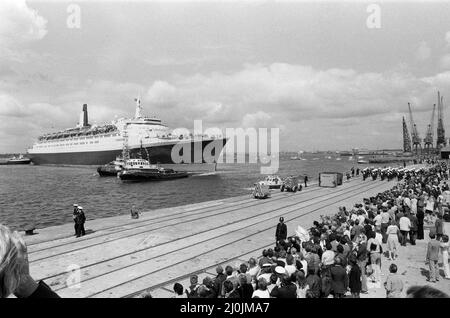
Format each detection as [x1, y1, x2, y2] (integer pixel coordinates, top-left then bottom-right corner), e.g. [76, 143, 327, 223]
[0, 153, 406, 231]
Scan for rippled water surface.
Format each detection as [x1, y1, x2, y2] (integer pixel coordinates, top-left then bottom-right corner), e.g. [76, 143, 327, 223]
[0, 153, 400, 230]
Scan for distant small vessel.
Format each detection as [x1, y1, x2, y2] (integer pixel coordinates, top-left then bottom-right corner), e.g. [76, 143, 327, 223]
[261, 175, 282, 189]
[118, 158, 188, 181]
[348, 156, 354, 160]
[290, 151, 306, 160]
[336, 158, 342, 161]
[6, 154, 31, 165]
[357, 160, 369, 164]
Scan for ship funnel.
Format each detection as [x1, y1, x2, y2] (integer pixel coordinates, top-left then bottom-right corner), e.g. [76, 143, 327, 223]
[83, 104, 89, 127]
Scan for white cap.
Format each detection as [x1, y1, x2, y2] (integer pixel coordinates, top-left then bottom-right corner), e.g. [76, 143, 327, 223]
[78, 206, 83, 210]
[73, 204, 78, 206]
[275, 266, 286, 275]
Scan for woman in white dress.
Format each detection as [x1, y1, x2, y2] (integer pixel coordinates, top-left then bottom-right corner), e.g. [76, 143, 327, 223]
[386, 220, 400, 260]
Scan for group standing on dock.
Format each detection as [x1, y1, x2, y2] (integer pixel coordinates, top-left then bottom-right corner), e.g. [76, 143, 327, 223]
[73, 204, 86, 238]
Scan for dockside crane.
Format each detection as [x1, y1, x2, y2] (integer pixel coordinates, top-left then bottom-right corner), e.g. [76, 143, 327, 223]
[408, 102, 422, 154]
[423, 103, 436, 154]
[402, 116, 412, 153]
[436, 91, 446, 149]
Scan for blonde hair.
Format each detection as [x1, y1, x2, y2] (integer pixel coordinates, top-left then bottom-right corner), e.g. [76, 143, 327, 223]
[0, 224, 26, 298]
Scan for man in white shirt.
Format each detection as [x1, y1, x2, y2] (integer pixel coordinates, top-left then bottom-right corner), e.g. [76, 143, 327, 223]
[399, 215, 411, 246]
[321, 243, 335, 266]
[404, 197, 411, 210]
[373, 211, 383, 229]
[284, 255, 297, 276]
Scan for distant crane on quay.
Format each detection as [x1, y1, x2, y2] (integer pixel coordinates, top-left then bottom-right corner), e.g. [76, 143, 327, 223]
[423, 103, 436, 154]
[407, 102, 422, 154]
[436, 91, 446, 149]
[403, 91, 447, 156]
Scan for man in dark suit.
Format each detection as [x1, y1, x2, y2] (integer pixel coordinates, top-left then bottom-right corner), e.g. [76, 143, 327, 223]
[330, 257, 348, 298]
[275, 217, 287, 245]
[72, 204, 79, 236]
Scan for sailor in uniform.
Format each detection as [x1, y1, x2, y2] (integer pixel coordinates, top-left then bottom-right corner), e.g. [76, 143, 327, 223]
[75, 206, 86, 237]
[73, 204, 79, 236]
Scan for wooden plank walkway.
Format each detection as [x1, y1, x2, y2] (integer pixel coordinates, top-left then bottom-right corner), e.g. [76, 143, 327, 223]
[25, 176, 405, 298]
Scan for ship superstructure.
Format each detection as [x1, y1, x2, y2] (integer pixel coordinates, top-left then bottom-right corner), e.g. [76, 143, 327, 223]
[27, 98, 228, 172]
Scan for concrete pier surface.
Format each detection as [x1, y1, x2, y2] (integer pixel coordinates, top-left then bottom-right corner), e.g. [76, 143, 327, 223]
[23, 166, 448, 298]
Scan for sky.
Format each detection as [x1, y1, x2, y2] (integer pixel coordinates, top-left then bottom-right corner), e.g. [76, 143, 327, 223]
[2, 0, 450, 152]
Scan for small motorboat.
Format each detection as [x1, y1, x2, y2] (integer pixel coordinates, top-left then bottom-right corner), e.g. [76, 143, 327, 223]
[6, 154, 31, 165]
[357, 160, 369, 164]
[261, 175, 282, 189]
[118, 159, 188, 181]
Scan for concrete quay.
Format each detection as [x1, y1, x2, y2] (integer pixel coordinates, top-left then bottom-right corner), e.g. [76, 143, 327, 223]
[23, 175, 407, 298]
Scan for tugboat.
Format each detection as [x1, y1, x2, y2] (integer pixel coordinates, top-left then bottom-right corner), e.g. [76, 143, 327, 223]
[118, 158, 188, 182]
[6, 154, 31, 165]
[97, 157, 125, 176]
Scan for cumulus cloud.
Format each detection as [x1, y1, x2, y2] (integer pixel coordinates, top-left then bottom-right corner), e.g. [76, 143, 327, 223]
[0, 0, 47, 45]
[3, 63, 450, 152]
[145, 63, 444, 128]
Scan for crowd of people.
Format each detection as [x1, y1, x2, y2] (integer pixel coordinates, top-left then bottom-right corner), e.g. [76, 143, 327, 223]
[164, 161, 450, 299]
[1, 161, 449, 299]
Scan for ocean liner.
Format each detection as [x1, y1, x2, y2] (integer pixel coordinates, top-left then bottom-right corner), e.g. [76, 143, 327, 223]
[27, 98, 228, 172]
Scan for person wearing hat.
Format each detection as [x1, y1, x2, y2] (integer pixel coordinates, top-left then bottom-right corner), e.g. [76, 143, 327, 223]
[275, 217, 287, 245]
[75, 206, 86, 237]
[72, 204, 79, 237]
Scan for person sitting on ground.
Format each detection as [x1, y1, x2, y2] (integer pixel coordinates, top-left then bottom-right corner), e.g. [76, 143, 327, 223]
[384, 264, 404, 298]
[0, 224, 59, 298]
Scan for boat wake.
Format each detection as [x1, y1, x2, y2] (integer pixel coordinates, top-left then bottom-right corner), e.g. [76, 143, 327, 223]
[191, 172, 218, 177]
